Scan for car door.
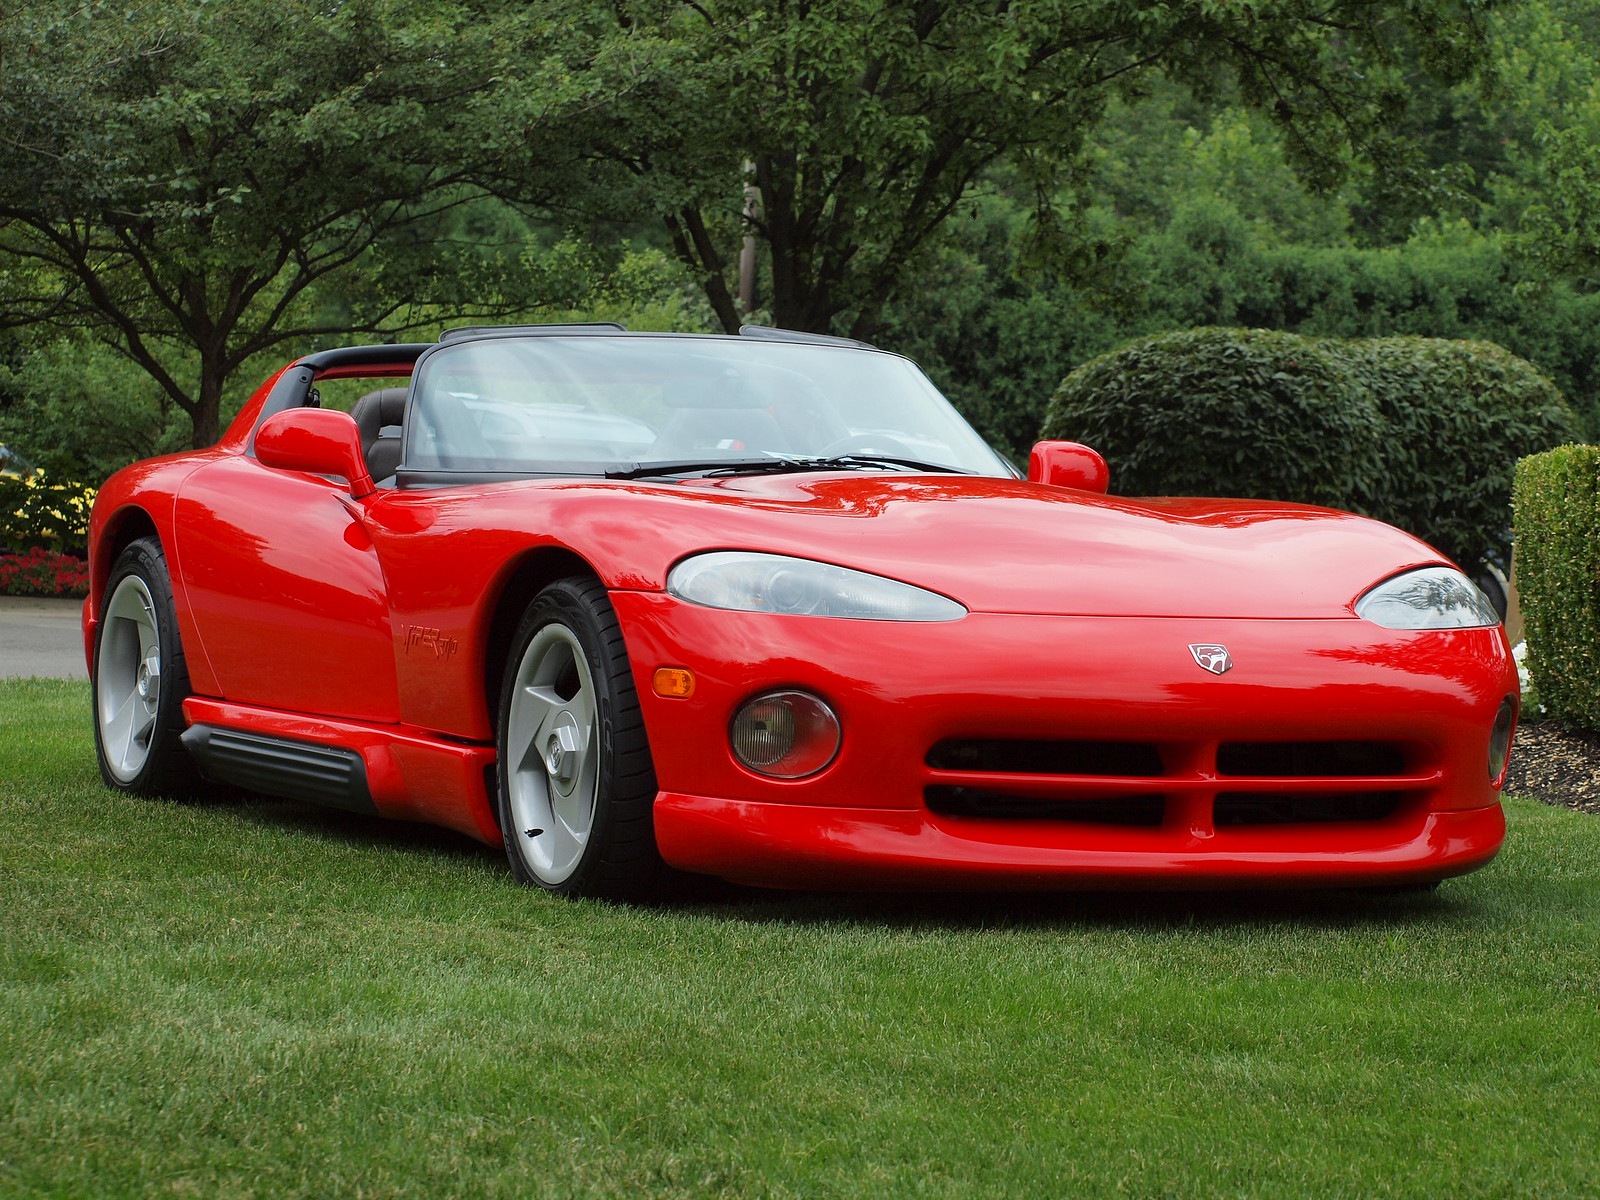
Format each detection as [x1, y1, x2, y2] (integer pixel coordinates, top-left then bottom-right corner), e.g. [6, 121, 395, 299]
[172, 453, 401, 723]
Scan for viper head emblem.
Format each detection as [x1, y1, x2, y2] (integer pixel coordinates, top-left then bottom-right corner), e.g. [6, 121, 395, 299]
[1189, 644, 1233, 675]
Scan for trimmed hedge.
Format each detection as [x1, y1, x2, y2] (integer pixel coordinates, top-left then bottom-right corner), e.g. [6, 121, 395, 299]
[1042, 328, 1581, 571]
[1513, 446, 1600, 730]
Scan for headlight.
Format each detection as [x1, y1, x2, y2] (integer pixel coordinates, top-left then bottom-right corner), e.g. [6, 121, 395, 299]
[1355, 566, 1501, 630]
[667, 551, 966, 621]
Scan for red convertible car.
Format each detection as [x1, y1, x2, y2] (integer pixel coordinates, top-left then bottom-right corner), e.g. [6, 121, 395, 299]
[83, 324, 1516, 897]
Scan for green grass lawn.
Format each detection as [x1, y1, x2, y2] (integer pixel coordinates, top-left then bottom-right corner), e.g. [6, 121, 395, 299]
[3, 678, 1598, 1199]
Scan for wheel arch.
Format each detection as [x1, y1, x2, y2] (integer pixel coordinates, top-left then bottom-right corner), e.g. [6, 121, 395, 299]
[482, 546, 603, 731]
[92, 505, 161, 610]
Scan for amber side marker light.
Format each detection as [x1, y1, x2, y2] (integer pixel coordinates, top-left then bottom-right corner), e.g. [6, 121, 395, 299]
[653, 667, 696, 699]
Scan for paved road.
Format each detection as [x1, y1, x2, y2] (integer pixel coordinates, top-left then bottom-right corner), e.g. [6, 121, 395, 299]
[0, 595, 87, 679]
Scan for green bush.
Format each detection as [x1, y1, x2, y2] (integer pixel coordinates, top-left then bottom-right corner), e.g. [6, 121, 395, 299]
[0, 473, 97, 556]
[1132, 214, 1600, 437]
[1513, 445, 1600, 729]
[1038, 327, 1386, 512]
[1043, 328, 1581, 571]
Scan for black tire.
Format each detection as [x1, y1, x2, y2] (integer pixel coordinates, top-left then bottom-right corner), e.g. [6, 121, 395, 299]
[495, 577, 662, 899]
[92, 537, 201, 794]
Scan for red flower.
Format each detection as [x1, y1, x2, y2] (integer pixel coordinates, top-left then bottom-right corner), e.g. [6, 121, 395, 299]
[0, 547, 90, 598]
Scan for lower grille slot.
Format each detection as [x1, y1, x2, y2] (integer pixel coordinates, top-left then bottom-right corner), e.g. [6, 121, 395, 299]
[926, 786, 1165, 827]
[926, 739, 1163, 776]
[1217, 740, 1406, 777]
[1213, 791, 1403, 826]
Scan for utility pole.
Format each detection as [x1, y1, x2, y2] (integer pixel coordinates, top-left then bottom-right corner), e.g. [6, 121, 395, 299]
[738, 162, 759, 316]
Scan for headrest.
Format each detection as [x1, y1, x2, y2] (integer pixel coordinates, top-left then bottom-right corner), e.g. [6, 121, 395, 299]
[351, 387, 408, 434]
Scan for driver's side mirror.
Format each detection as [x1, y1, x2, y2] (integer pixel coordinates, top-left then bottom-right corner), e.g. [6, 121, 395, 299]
[1028, 441, 1110, 494]
[256, 408, 376, 499]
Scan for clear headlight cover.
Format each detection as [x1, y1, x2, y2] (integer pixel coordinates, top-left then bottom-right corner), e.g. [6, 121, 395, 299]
[667, 551, 966, 621]
[1355, 566, 1501, 630]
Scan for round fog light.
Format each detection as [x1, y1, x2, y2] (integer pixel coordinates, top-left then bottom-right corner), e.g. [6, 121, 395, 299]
[1489, 695, 1517, 782]
[730, 690, 841, 779]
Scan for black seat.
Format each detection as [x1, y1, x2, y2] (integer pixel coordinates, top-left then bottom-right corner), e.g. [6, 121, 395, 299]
[350, 387, 408, 481]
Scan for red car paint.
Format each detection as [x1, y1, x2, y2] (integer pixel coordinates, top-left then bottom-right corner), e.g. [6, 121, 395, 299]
[84, 332, 1514, 891]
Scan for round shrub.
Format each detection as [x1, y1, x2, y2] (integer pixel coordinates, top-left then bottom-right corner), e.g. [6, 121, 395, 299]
[1344, 337, 1581, 570]
[1042, 327, 1581, 571]
[1039, 328, 1385, 512]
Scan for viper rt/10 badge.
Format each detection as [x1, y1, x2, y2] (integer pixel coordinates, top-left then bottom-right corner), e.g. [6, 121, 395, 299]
[1189, 644, 1233, 675]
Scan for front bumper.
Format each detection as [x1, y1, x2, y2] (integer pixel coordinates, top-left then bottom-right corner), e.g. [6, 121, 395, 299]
[613, 594, 1515, 889]
[654, 793, 1505, 890]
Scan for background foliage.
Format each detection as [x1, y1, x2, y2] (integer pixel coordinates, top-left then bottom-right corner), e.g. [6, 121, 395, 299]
[3, 0, 1600, 603]
[1513, 445, 1600, 728]
[0, 474, 96, 557]
[1044, 329, 1580, 571]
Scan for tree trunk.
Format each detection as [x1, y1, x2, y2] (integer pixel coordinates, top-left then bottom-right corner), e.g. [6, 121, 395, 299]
[192, 354, 225, 449]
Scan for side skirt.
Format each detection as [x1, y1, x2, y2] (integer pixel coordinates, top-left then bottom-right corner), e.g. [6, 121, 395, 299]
[179, 697, 502, 844]
[181, 725, 377, 814]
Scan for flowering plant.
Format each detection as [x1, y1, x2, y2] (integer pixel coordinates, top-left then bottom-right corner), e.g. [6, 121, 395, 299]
[0, 547, 90, 598]
[0, 473, 97, 556]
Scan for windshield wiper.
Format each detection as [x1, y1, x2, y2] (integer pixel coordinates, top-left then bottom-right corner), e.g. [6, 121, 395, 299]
[817, 454, 974, 475]
[605, 456, 812, 480]
[606, 454, 973, 480]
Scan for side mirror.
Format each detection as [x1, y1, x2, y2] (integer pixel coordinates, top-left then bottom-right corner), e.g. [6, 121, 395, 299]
[256, 408, 375, 499]
[1028, 441, 1110, 494]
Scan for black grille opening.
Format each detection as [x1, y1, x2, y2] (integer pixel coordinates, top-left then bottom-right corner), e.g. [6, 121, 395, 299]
[926, 785, 1165, 826]
[926, 739, 1163, 777]
[1213, 791, 1403, 826]
[1217, 741, 1406, 778]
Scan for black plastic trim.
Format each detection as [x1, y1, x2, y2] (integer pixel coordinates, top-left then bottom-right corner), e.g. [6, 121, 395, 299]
[925, 786, 1165, 827]
[438, 323, 627, 343]
[738, 324, 877, 349]
[250, 343, 430, 455]
[394, 467, 602, 488]
[181, 725, 378, 814]
[296, 343, 431, 372]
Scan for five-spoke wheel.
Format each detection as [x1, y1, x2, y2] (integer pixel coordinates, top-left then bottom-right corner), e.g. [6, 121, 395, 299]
[496, 577, 660, 898]
[503, 622, 601, 885]
[93, 537, 197, 794]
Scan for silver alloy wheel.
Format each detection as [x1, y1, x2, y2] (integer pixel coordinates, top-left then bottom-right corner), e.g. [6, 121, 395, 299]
[505, 623, 600, 885]
[97, 574, 163, 783]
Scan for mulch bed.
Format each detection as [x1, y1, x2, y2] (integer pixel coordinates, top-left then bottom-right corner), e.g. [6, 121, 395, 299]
[1505, 721, 1600, 816]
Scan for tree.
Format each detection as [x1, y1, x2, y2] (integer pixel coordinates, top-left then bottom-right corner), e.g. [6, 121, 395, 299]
[589, 0, 1508, 338]
[0, 0, 628, 448]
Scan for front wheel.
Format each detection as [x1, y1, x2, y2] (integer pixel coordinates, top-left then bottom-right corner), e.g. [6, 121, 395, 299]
[496, 577, 662, 899]
[93, 537, 200, 794]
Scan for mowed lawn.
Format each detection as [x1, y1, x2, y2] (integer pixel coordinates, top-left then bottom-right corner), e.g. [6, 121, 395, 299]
[3, 678, 1598, 1199]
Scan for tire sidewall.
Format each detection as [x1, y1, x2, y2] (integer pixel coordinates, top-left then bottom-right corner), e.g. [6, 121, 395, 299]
[496, 579, 642, 896]
[93, 537, 193, 793]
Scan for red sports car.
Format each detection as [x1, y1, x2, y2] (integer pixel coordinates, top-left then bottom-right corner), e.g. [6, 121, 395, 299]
[83, 324, 1516, 897]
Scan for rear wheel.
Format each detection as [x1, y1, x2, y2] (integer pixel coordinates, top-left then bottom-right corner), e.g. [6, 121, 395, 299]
[496, 577, 662, 899]
[93, 537, 200, 794]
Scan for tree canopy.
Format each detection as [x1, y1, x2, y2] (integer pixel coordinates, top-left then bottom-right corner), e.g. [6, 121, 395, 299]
[8, 0, 1600, 476]
[0, 0, 635, 446]
[588, 0, 1508, 338]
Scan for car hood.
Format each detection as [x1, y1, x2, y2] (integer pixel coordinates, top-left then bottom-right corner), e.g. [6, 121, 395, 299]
[650, 473, 1444, 620]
